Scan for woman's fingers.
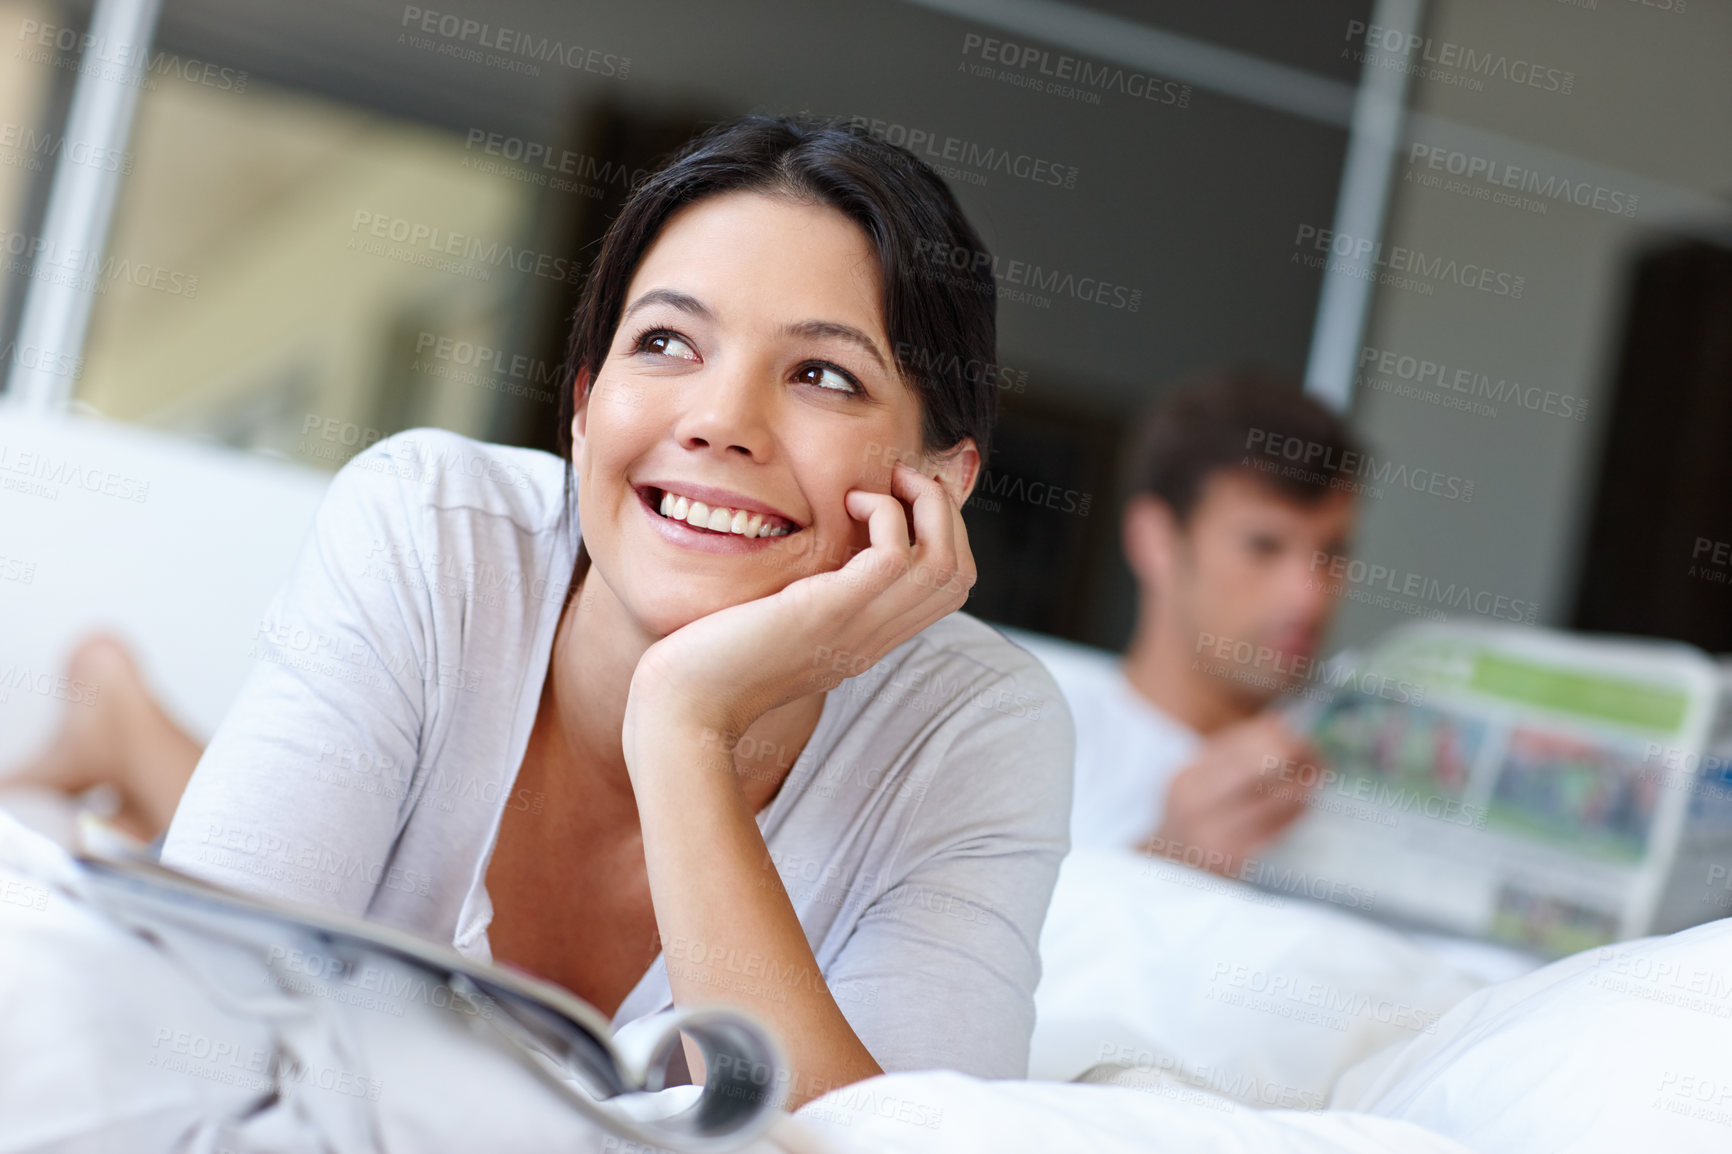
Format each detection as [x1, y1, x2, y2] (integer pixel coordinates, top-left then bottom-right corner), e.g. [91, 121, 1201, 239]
[813, 464, 978, 677]
[860, 467, 975, 653]
[892, 462, 980, 600]
[837, 487, 913, 594]
[888, 464, 961, 591]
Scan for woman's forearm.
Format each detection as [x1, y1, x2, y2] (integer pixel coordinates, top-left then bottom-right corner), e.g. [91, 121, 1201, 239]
[627, 718, 882, 1110]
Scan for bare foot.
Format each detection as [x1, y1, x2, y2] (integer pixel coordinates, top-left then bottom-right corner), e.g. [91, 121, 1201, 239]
[5, 635, 203, 842]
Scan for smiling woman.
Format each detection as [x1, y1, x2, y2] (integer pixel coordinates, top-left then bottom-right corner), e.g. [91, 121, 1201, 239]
[157, 115, 1074, 1110]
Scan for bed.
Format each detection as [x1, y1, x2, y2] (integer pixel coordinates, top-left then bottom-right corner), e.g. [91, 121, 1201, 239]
[5, 809, 1728, 1154]
[791, 848, 1732, 1153]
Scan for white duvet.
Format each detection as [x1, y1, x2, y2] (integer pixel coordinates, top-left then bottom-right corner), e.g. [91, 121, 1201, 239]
[1028, 849, 1493, 1103]
[793, 849, 1732, 1153]
[5, 805, 1730, 1154]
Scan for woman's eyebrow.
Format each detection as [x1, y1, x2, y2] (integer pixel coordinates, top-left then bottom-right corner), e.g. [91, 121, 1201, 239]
[783, 320, 887, 371]
[622, 291, 887, 371]
[621, 288, 713, 321]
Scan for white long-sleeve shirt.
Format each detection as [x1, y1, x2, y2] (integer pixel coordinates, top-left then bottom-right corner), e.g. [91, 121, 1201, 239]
[161, 428, 1073, 1080]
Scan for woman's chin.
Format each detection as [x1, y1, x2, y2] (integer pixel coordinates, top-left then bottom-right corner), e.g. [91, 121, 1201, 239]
[631, 587, 769, 639]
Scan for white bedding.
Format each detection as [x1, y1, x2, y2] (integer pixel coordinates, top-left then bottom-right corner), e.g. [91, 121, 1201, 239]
[1028, 849, 1495, 1107]
[0, 807, 638, 1154]
[1334, 915, 1732, 1151]
[6, 804, 1730, 1153]
[793, 849, 1732, 1153]
[789, 1071, 1476, 1154]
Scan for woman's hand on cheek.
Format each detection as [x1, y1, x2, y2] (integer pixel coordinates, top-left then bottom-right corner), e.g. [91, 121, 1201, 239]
[622, 463, 976, 773]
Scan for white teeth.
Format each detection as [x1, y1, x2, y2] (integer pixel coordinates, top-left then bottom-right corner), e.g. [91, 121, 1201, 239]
[653, 489, 794, 538]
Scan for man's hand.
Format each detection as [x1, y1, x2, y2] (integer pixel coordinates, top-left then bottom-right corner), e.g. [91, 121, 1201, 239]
[1141, 713, 1320, 878]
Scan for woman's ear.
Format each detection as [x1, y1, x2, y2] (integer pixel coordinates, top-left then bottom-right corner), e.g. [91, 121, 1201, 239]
[926, 438, 981, 509]
[568, 368, 593, 460]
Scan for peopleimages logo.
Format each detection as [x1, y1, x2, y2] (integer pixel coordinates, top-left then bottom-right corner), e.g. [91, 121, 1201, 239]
[1406, 143, 1638, 219]
[411, 331, 561, 405]
[1310, 553, 1538, 624]
[0, 229, 199, 299]
[398, 7, 630, 78]
[891, 342, 1029, 394]
[0, 122, 133, 175]
[348, 212, 582, 285]
[0, 441, 151, 504]
[1357, 346, 1588, 422]
[0, 553, 37, 585]
[1343, 20, 1575, 94]
[1293, 224, 1524, 299]
[1244, 428, 1475, 504]
[910, 238, 1142, 312]
[461, 129, 651, 197]
[967, 468, 1092, 517]
[959, 32, 1191, 108]
[1191, 630, 1427, 707]
[0, 339, 82, 381]
[843, 116, 1078, 190]
[17, 19, 250, 94]
[0, 664, 99, 707]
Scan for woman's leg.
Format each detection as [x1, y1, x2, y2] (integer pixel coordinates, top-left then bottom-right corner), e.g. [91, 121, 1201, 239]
[4, 635, 204, 842]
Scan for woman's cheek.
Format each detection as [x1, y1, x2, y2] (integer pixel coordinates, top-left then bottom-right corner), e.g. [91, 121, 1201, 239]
[592, 374, 655, 434]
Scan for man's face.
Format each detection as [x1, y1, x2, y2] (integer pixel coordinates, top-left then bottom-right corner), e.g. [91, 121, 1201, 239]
[1143, 470, 1356, 697]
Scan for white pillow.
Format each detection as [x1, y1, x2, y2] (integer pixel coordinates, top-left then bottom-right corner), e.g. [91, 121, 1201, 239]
[797, 1069, 1475, 1154]
[1335, 916, 1732, 1154]
[1032, 849, 1488, 1107]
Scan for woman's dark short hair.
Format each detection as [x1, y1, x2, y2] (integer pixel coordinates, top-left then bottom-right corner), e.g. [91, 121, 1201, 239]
[1121, 366, 1363, 524]
[556, 113, 1000, 469]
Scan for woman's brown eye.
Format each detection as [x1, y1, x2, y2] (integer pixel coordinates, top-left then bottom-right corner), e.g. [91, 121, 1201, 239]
[643, 332, 697, 360]
[797, 363, 859, 394]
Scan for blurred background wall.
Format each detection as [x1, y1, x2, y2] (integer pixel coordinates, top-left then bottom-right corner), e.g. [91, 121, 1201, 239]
[1, 0, 1728, 661]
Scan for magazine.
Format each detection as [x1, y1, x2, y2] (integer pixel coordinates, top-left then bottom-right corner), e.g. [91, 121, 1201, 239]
[1264, 622, 1728, 957]
[69, 842, 788, 1152]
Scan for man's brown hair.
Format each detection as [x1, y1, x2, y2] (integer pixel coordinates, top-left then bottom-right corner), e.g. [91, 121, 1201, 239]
[1121, 366, 1363, 523]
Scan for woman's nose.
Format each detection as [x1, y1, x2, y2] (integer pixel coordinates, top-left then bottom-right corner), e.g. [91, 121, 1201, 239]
[675, 360, 775, 460]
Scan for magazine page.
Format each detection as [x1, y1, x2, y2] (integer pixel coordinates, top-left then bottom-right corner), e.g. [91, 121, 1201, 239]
[71, 848, 788, 1152]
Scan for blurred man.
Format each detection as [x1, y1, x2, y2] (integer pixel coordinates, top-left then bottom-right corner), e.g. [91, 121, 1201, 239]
[1015, 369, 1360, 876]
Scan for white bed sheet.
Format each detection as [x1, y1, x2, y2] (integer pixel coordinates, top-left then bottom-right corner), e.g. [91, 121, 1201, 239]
[794, 848, 1732, 1154]
[8, 799, 1728, 1153]
[1029, 849, 1495, 1106]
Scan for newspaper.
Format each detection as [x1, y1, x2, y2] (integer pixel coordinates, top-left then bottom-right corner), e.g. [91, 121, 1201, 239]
[1263, 622, 1729, 958]
[69, 842, 788, 1152]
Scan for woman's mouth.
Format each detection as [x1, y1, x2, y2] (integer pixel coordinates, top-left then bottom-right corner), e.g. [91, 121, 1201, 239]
[638, 486, 800, 539]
